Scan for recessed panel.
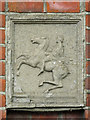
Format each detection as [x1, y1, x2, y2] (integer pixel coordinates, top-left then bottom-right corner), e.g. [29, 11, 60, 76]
[6, 14, 85, 111]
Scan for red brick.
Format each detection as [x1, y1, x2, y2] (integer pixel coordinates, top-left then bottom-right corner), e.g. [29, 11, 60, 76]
[86, 45, 90, 58]
[0, 46, 5, 60]
[8, 1, 43, 13]
[85, 77, 90, 89]
[0, 1, 5, 12]
[62, 111, 84, 119]
[32, 113, 58, 120]
[7, 111, 31, 119]
[0, 15, 5, 27]
[0, 62, 5, 76]
[0, 110, 6, 120]
[39, 115, 58, 120]
[86, 1, 90, 11]
[86, 94, 90, 106]
[47, 1, 80, 13]
[86, 29, 90, 42]
[86, 61, 90, 74]
[0, 30, 5, 44]
[0, 79, 5, 92]
[85, 110, 90, 119]
[0, 94, 5, 107]
[86, 15, 90, 27]
[32, 114, 40, 120]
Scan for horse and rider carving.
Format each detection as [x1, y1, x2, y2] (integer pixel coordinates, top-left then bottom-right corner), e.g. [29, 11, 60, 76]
[16, 36, 70, 92]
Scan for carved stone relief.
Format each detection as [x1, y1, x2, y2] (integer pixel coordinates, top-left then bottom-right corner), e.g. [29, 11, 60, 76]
[6, 14, 85, 110]
[16, 36, 69, 93]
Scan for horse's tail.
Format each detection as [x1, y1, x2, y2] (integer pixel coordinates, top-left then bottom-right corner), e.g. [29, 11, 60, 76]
[59, 61, 70, 79]
[61, 66, 70, 79]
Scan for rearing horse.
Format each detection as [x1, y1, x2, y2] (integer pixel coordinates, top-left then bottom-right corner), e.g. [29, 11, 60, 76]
[16, 36, 69, 92]
[17, 37, 49, 75]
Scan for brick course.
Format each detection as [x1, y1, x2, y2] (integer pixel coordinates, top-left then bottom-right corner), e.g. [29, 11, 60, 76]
[85, 77, 90, 89]
[62, 111, 84, 119]
[47, 1, 80, 13]
[86, 44, 90, 58]
[86, 15, 90, 27]
[32, 114, 58, 120]
[0, 30, 5, 44]
[7, 111, 84, 119]
[0, 79, 6, 92]
[0, 46, 5, 60]
[86, 94, 90, 106]
[86, 61, 90, 74]
[0, 95, 5, 107]
[86, 1, 90, 11]
[85, 110, 90, 119]
[0, 62, 5, 76]
[0, 110, 6, 120]
[86, 29, 90, 43]
[0, 15, 5, 27]
[0, 1, 5, 12]
[8, 2, 44, 13]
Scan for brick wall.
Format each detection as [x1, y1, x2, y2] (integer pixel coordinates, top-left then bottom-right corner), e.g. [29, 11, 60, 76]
[0, 0, 90, 119]
[0, 0, 6, 120]
[85, 1, 90, 119]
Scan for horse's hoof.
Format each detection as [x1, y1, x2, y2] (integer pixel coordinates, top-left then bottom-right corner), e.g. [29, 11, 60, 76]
[59, 84, 63, 88]
[38, 82, 43, 87]
[60, 85, 63, 88]
[16, 66, 20, 71]
[59, 82, 63, 87]
[38, 71, 44, 76]
[44, 89, 49, 93]
[16, 71, 20, 76]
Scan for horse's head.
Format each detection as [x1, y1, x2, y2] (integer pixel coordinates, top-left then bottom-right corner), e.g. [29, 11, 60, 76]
[31, 38, 40, 44]
[31, 37, 47, 44]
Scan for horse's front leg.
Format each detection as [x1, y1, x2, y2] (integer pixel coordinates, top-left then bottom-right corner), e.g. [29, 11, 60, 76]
[16, 59, 26, 76]
[16, 59, 26, 70]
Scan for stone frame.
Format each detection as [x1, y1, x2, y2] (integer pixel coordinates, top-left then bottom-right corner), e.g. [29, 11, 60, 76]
[6, 13, 85, 111]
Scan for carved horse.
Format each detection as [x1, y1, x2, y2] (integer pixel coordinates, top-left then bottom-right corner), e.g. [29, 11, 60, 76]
[16, 36, 69, 92]
[17, 37, 49, 75]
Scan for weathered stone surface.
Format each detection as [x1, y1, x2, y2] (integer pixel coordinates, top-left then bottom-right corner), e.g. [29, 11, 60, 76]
[6, 14, 85, 111]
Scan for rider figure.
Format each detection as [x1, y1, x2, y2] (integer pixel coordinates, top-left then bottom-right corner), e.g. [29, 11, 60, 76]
[38, 36, 64, 75]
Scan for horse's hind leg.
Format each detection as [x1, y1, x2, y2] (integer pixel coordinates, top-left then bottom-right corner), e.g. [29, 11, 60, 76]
[44, 68, 63, 92]
[39, 68, 62, 87]
[52, 68, 63, 87]
[38, 61, 45, 76]
[39, 80, 58, 87]
[44, 85, 63, 93]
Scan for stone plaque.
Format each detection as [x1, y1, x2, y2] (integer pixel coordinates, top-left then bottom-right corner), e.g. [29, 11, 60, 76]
[6, 14, 85, 111]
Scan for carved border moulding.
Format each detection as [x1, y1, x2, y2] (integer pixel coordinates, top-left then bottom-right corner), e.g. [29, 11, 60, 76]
[6, 13, 85, 111]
